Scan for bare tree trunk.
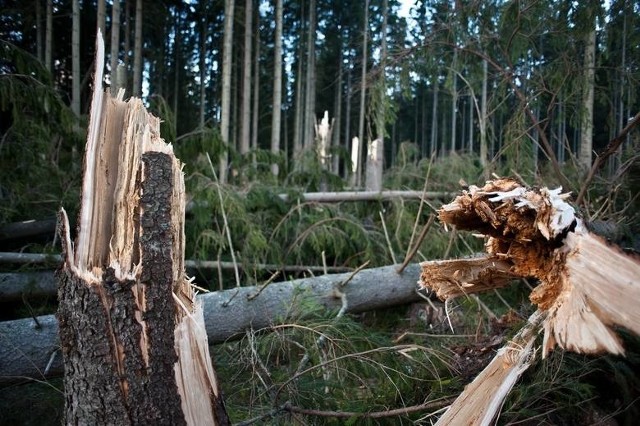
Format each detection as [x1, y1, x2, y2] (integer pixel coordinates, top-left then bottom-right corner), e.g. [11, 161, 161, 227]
[332, 45, 343, 175]
[199, 8, 207, 128]
[431, 77, 439, 156]
[110, 0, 121, 95]
[366, 0, 386, 191]
[71, 0, 80, 118]
[97, 0, 106, 35]
[219, 0, 235, 183]
[56, 34, 229, 425]
[45, 0, 52, 74]
[450, 50, 458, 153]
[270, 0, 283, 176]
[132, 0, 142, 96]
[292, 2, 305, 160]
[123, 0, 130, 91]
[344, 60, 352, 180]
[251, 5, 259, 167]
[239, 0, 253, 157]
[479, 59, 488, 167]
[303, 0, 316, 152]
[36, 0, 43, 63]
[579, 26, 596, 170]
[356, 0, 369, 187]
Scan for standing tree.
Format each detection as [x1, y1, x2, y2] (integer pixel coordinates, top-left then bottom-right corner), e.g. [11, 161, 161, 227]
[71, 0, 80, 118]
[270, 0, 283, 177]
[110, 0, 121, 94]
[239, 0, 253, 157]
[219, 0, 235, 183]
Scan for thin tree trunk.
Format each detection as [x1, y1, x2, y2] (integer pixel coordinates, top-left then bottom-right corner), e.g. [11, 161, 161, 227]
[431, 78, 439, 156]
[357, 0, 369, 187]
[110, 0, 121, 94]
[468, 92, 473, 154]
[239, 0, 253, 156]
[71, 0, 80, 117]
[479, 59, 488, 167]
[219, 0, 235, 183]
[270, 0, 283, 176]
[123, 0, 130, 91]
[292, 1, 305, 160]
[251, 5, 260, 166]
[36, 0, 43, 63]
[45, 0, 52, 74]
[579, 25, 596, 170]
[97, 0, 106, 35]
[344, 59, 352, 180]
[450, 50, 458, 153]
[332, 45, 343, 175]
[173, 9, 180, 138]
[199, 9, 207, 128]
[132, 0, 142, 96]
[367, 0, 386, 191]
[303, 0, 316, 152]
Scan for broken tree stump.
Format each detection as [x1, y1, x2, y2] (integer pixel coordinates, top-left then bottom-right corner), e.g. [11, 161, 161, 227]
[419, 178, 640, 425]
[55, 31, 228, 425]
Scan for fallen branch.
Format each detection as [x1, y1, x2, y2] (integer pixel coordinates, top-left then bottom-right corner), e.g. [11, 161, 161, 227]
[277, 190, 453, 203]
[0, 263, 423, 385]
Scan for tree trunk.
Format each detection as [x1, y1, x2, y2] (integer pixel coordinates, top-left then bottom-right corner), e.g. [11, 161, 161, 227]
[450, 50, 458, 153]
[45, 0, 52, 74]
[36, 0, 43, 63]
[110, 0, 121, 94]
[219, 0, 234, 183]
[332, 44, 343, 175]
[199, 8, 207, 128]
[303, 0, 316, 152]
[270, 0, 283, 176]
[292, 1, 305, 160]
[356, 0, 369, 187]
[251, 6, 260, 166]
[479, 59, 488, 167]
[431, 77, 439, 156]
[1, 264, 423, 385]
[366, 0, 387, 192]
[579, 25, 596, 170]
[55, 34, 229, 425]
[71, 0, 80, 118]
[239, 0, 253, 157]
[97, 0, 106, 35]
[344, 60, 352, 180]
[132, 0, 142, 96]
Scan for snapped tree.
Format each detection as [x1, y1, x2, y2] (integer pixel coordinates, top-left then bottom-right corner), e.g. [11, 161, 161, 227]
[55, 31, 229, 425]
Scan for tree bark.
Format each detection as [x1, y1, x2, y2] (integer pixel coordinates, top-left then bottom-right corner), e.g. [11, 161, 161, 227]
[52, 33, 228, 425]
[132, 0, 142, 96]
[303, 0, 317, 153]
[71, 0, 80, 118]
[97, 0, 106, 36]
[0, 264, 423, 385]
[239, 0, 253, 157]
[356, 0, 369, 187]
[251, 6, 260, 166]
[45, 0, 52, 74]
[579, 25, 596, 170]
[270, 0, 283, 176]
[219, 0, 235, 183]
[110, 0, 121, 94]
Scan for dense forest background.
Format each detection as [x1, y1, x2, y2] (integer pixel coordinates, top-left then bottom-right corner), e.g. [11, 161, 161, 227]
[2, 0, 640, 424]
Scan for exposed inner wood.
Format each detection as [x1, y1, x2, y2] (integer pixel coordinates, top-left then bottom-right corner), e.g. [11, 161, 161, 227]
[420, 177, 640, 357]
[56, 32, 227, 425]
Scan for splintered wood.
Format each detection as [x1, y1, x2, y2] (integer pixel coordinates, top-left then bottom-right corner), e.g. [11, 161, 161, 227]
[56, 30, 228, 425]
[420, 178, 640, 426]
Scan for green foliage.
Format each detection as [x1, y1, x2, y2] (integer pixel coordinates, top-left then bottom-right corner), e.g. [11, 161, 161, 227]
[0, 40, 82, 224]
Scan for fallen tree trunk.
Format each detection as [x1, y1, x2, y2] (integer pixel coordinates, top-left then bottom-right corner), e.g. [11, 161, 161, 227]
[277, 190, 453, 202]
[0, 263, 421, 386]
[419, 178, 640, 426]
[0, 271, 57, 302]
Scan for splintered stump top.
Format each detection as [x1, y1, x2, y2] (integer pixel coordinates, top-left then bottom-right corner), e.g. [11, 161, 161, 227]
[420, 178, 640, 357]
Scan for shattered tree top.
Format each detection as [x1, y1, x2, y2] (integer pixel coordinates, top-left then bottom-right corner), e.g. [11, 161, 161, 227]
[420, 178, 640, 357]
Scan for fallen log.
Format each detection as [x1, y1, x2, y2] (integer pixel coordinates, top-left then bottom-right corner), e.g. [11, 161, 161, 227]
[277, 190, 452, 203]
[0, 271, 57, 302]
[0, 263, 421, 386]
[419, 178, 640, 426]
[0, 252, 352, 274]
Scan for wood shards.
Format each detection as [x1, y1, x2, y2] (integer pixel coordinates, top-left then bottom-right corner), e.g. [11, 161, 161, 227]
[420, 178, 640, 357]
